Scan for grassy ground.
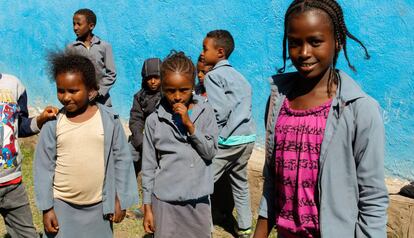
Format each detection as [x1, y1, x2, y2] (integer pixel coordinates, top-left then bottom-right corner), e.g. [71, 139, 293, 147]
[0, 137, 277, 237]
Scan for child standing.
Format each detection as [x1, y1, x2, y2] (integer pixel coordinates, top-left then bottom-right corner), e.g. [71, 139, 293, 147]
[129, 58, 162, 173]
[201, 29, 256, 238]
[67, 8, 116, 106]
[34, 52, 138, 238]
[142, 51, 218, 238]
[195, 55, 212, 97]
[0, 73, 57, 237]
[254, 1, 388, 237]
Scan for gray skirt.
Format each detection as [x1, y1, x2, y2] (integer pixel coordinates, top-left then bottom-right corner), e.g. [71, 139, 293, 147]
[152, 194, 211, 238]
[45, 198, 112, 238]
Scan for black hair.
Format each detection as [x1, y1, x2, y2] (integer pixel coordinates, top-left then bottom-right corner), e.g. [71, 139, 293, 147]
[74, 8, 97, 25]
[161, 50, 196, 84]
[279, 0, 370, 74]
[206, 30, 235, 59]
[48, 51, 98, 91]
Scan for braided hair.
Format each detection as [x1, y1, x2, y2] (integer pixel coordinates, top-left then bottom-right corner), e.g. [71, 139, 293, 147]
[279, 0, 370, 74]
[161, 50, 196, 84]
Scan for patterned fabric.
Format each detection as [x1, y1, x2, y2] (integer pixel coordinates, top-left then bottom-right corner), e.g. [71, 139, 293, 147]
[274, 98, 331, 238]
[0, 73, 38, 185]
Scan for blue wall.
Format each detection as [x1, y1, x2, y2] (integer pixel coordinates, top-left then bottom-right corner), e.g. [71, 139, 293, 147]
[0, 1, 413, 179]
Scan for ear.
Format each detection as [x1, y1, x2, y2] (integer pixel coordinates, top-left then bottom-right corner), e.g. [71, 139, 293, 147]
[89, 23, 95, 31]
[336, 41, 342, 52]
[217, 47, 225, 59]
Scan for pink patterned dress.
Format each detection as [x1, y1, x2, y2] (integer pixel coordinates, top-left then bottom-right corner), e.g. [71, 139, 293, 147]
[274, 98, 332, 238]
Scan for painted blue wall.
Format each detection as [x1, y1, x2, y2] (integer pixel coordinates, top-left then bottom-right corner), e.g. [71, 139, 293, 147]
[0, 1, 413, 178]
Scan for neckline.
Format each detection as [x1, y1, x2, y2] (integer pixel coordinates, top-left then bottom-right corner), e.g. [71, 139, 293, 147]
[282, 98, 333, 116]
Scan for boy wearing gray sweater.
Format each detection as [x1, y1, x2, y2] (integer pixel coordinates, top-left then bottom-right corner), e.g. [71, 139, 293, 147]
[201, 30, 256, 238]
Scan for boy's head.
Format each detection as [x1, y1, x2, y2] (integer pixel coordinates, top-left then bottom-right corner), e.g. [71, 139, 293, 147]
[196, 55, 212, 84]
[201, 30, 234, 66]
[73, 9, 96, 39]
[141, 58, 162, 92]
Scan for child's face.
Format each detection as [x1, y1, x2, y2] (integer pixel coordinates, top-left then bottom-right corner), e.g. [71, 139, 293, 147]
[287, 10, 337, 80]
[197, 61, 211, 84]
[201, 37, 221, 66]
[56, 72, 92, 115]
[73, 14, 94, 38]
[145, 75, 161, 91]
[162, 72, 194, 107]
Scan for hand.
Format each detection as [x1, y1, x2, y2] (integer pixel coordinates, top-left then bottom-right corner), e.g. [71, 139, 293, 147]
[172, 103, 195, 135]
[253, 216, 271, 238]
[37, 106, 59, 128]
[109, 195, 126, 223]
[43, 208, 59, 234]
[143, 204, 155, 233]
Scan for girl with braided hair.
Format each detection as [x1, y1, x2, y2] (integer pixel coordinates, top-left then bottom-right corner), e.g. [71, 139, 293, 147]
[141, 51, 218, 237]
[254, 1, 388, 237]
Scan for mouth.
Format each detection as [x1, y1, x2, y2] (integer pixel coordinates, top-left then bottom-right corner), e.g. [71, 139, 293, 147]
[298, 62, 317, 72]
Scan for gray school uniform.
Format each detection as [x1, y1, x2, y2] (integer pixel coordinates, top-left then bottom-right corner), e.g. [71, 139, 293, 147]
[66, 35, 116, 106]
[204, 60, 256, 230]
[34, 104, 138, 237]
[259, 71, 388, 237]
[45, 199, 112, 238]
[142, 95, 218, 236]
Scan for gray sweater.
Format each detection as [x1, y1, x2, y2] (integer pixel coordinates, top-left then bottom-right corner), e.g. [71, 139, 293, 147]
[259, 70, 388, 237]
[34, 104, 138, 214]
[204, 60, 255, 139]
[142, 95, 218, 204]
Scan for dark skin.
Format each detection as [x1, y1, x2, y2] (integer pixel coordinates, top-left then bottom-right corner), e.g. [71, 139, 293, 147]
[253, 9, 340, 238]
[43, 72, 125, 234]
[143, 71, 195, 234]
[201, 37, 226, 67]
[73, 14, 95, 48]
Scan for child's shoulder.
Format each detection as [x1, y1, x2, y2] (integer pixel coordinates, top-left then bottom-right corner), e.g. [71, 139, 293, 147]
[268, 72, 298, 95]
[0, 73, 23, 85]
[93, 35, 112, 47]
[96, 103, 119, 120]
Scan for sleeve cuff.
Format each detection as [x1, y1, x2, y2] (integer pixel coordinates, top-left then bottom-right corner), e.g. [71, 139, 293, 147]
[143, 192, 152, 205]
[30, 117, 40, 133]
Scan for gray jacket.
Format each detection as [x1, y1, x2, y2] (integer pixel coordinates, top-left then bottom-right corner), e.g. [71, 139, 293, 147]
[67, 35, 116, 105]
[258, 71, 388, 237]
[34, 104, 138, 215]
[204, 60, 255, 139]
[142, 95, 218, 204]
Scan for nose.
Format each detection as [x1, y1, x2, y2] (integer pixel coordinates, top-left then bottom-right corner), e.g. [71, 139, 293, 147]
[63, 93, 71, 103]
[149, 78, 156, 84]
[299, 43, 311, 59]
[173, 92, 181, 103]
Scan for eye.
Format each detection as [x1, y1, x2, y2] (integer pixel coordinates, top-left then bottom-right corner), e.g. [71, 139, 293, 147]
[310, 39, 322, 47]
[288, 39, 300, 47]
[68, 89, 79, 94]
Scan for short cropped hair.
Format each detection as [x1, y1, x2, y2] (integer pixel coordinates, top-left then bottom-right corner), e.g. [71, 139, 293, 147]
[206, 30, 235, 58]
[74, 8, 97, 25]
[48, 51, 98, 90]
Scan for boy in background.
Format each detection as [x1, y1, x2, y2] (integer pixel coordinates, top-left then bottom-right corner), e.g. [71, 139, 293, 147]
[195, 55, 212, 97]
[0, 73, 57, 237]
[67, 8, 116, 106]
[201, 30, 256, 238]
